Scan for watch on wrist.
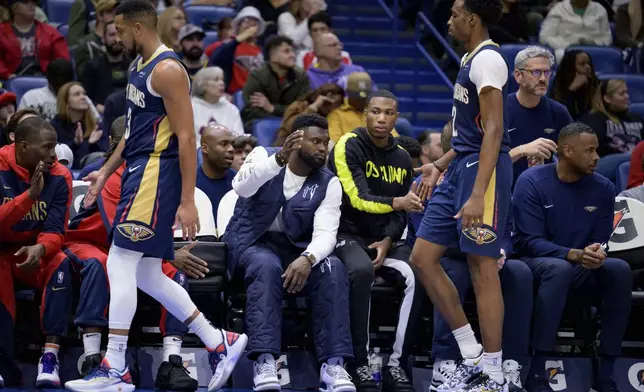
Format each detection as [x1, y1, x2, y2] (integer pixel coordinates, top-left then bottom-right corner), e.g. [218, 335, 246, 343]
[301, 251, 316, 265]
[275, 152, 287, 167]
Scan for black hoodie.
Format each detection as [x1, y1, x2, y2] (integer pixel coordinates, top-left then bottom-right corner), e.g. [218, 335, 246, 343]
[328, 127, 412, 243]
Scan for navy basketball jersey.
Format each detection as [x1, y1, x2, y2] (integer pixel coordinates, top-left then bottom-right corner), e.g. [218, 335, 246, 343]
[123, 45, 186, 161]
[451, 40, 511, 154]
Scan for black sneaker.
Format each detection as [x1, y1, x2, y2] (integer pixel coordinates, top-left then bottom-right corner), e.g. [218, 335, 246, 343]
[80, 353, 102, 377]
[349, 365, 379, 392]
[382, 366, 414, 392]
[155, 354, 198, 391]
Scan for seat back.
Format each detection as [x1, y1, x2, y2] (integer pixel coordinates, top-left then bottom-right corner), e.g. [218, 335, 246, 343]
[46, 0, 75, 25]
[598, 74, 644, 104]
[234, 90, 244, 111]
[173, 241, 227, 276]
[216, 189, 239, 237]
[6, 77, 48, 104]
[395, 117, 413, 137]
[252, 117, 282, 147]
[184, 5, 236, 28]
[617, 161, 631, 193]
[567, 46, 624, 74]
[173, 188, 217, 239]
[630, 102, 644, 118]
[70, 180, 90, 221]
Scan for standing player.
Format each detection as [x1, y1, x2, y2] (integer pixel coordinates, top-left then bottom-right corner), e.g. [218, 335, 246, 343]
[65, 1, 247, 391]
[410, 0, 511, 391]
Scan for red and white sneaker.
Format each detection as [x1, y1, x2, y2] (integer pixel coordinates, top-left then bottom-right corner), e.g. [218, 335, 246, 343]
[65, 359, 135, 392]
[207, 330, 248, 391]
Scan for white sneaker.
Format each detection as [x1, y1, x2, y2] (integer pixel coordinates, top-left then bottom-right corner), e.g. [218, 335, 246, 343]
[253, 354, 280, 391]
[436, 352, 483, 392]
[65, 359, 135, 392]
[430, 360, 457, 391]
[502, 360, 525, 392]
[0, 373, 4, 388]
[207, 330, 249, 392]
[35, 352, 61, 388]
[320, 363, 356, 392]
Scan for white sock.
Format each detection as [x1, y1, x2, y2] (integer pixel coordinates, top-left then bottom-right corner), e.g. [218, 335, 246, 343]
[327, 356, 343, 366]
[43, 343, 59, 357]
[483, 351, 504, 384]
[188, 313, 223, 351]
[163, 336, 182, 362]
[106, 244, 142, 331]
[452, 324, 482, 359]
[83, 333, 101, 356]
[105, 334, 128, 371]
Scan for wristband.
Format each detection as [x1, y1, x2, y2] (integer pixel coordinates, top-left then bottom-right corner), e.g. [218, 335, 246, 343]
[519, 145, 525, 158]
[433, 162, 445, 173]
[275, 153, 287, 167]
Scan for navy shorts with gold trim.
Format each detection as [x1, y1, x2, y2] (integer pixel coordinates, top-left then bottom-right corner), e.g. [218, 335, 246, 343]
[111, 156, 181, 260]
[416, 152, 512, 258]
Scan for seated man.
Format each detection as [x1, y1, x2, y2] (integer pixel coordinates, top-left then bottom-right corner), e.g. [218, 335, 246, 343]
[63, 116, 208, 390]
[223, 114, 355, 392]
[512, 122, 631, 392]
[407, 124, 533, 391]
[0, 117, 73, 387]
[328, 90, 425, 392]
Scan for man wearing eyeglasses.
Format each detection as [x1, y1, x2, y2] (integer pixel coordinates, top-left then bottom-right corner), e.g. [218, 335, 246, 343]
[507, 46, 573, 186]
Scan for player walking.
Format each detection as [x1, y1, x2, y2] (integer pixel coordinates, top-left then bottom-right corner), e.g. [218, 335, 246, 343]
[409, 0, 511, 391]
[65, 1, 247, 391]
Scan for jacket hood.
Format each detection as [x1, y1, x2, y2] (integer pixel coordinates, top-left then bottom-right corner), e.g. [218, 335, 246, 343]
[0, 144, 30, 181]
[353, 127, 397, 152]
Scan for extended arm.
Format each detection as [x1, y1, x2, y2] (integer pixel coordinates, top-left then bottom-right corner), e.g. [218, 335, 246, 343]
[232, 147, 283, 197]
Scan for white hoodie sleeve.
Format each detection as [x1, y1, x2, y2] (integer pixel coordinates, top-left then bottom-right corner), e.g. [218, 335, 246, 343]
[592, 4, 613, 45]
[232, 147, 283, 198]
[278, 12, 311, 47]
[539, 4, 572, 50]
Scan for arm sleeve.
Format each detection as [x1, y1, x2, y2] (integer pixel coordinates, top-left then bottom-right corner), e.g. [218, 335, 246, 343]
[589, 182, 616, 246]
[331, 135, 395, 213]
[66, 0, 87, 47]
[232, 147, 283, 197]
[305, 177, 342, 262]
[594, 6, 613, 45]
[381, 160, 414, 241]
[277, 12, 310, 46]
[0, 191, 34, 230]
[51, 30, 71, 60]
[539, 6, 570, 49]
[38, 175, 72, 256]
[512, 176, 571, 258]
[469, 50, 508, 94]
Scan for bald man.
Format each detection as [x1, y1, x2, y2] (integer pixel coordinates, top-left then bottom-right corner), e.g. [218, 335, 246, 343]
[306, 33, 373, 91]
[196, 124, 236, 225]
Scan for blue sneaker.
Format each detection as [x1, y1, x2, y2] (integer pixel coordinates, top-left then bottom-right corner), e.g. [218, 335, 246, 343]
[207, 330, 248, 391]
[65, 359, 135, 392]
[35, 352, 61, 388]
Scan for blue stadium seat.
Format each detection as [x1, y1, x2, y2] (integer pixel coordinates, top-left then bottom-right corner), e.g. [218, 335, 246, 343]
[197, 146, 204, 166]
[617, 161, 630, 193]
[234, 90, 245, 111]
[395, 117, 413, 137]
[46, 0, 75, 25]
[252, 117, 282, 147]
[567, 46, 624, 74]
[184, 6, 236, 28]
[5, 76, 48, 104]
[630, 102, 644, 118]
[203, 31, 219, 48]
[598, 74, 644, 104]
[58, 24, 69, 37]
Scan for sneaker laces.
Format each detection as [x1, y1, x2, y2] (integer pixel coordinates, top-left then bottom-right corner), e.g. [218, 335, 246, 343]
[437, 361, 457, 377]
[355, 365, 373, 382]
[389, 366, 410, 383]
[84, 364, 110, 380]
[257, 360, 278, 379]
[40, 353, 58, 374]
[463, 374, 495, 391]
[327, 365, 352, 382]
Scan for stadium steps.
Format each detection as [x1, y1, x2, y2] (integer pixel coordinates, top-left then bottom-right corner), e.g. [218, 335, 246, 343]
[327, 4, 452, 130]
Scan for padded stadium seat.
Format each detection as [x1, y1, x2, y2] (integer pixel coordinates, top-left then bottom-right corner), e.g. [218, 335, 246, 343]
[234, 90, 244, 111]
[173, 241, 227, 293]
[217, 189, 238, 237]
[598, 74, 644, 104]
[395, 117, 413, 137]
[630, 102, 644, 118]
[616, 161, 630, 192]
[46, 0, 75, 25]
[173, 187, 218, 238]
[184, 6, 236, 28]
[203, 31, 219, 48]
[57, 24, 69, 37]
[70, 180, 89, 221]
[252, 117, 282, 147]
[500, 44, 530, 66]
[5, 77, 47, 105]
[567, 46, 624, 74]
[197, 146, 204, 166]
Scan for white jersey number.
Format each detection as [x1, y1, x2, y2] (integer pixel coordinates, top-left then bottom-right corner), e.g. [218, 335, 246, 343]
[451, 106, 458, 137]
[124, 107, 132, 140]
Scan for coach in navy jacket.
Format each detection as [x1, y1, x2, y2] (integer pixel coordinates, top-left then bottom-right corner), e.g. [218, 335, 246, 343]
[512, 122, 631, 391]
[223, 114, 354, 392]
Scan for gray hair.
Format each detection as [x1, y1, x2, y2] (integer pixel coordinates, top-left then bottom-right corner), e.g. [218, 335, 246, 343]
[192, 66, 225, 97]
[514, 46, 555, 70]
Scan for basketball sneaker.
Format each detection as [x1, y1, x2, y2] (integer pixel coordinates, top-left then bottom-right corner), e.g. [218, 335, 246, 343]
[462, 373, 506, 392]
[155, 354, 198, 391]
[320, 362, 356, 392]
[80, 353, 102, 377]
[65, 358, 135, 392]
[430, 360, 457, 391]
[35, 352, 61, 388]
[436, 352, 483, 392]
[503, 360, 526, 392]
[207, 330, 248, 391]
[253, 354, 280, 391]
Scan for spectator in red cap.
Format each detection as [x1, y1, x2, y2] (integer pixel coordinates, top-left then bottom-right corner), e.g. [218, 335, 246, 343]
[0, 89, 16, 148]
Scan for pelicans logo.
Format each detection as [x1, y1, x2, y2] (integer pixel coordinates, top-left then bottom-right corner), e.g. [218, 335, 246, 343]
[117, 223, 155, 242]
[462, 227, 497, 245]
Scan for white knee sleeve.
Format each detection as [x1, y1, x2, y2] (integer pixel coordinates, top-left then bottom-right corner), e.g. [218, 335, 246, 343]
[136, 257, 197, 323]
[107, 244, 143, 330]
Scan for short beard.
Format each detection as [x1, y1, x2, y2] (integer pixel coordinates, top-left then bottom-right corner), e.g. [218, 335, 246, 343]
[298, 149, 325, 170]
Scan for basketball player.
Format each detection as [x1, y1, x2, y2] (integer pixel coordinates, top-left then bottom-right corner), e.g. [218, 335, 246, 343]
[65, 1, 247, 391]
[409, 0, 510, 390]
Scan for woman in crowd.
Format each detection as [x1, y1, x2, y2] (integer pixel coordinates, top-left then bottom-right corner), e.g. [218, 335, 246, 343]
[158, 6, 187, 51]
[192, 66, 244, 146]
[581, 79, 644, 181]
[550, 49, 599, 120]
[51, 82, 108, 169]
[273, 82, 343, 146]
[277, 0, 325, 55]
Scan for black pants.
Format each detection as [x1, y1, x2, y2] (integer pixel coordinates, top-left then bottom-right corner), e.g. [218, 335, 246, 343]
[334, 233, 427, 369]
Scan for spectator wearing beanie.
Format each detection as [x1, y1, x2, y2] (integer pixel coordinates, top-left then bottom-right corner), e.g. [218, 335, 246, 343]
[55, 143, 74, 169]
[0, 0, 70, 79]
[0, 89, 16, 148]
[178, 24, 208, 78]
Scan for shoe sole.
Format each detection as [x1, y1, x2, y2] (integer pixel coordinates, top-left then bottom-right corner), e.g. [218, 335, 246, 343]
[253, 380, 281, 391]
[64, 382, 136, 392]
[207, 333, 249, 392]
[319, 383, 356, 392]
[35, 379, 61, 389]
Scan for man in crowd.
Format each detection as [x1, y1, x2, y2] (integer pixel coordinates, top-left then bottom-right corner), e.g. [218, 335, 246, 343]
[197, 124, 236, 224]
[178, 24, 208, 78]
[232, 134, 257, 171]
[513, 122, 631, 392]
[0, 89, 16, 148]
[224, 114, 355, 392]
[297, 11, 352, 70]
[329, 90, 425, 392]
[241, 36, 310, 128]
[507, 46, 571, 184]
[417, 129, 444, 167]
[0, 116, 73, 387]
[307, 33, 371, 91]
[73, 0, 118, 73]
